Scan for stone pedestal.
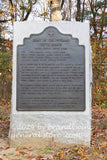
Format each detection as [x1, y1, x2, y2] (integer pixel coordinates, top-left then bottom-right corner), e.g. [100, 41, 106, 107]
[9, 21, 92, 148]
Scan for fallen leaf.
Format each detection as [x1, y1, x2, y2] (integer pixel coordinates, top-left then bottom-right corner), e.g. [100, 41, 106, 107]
[19, 151, 26, 155]
[12, 159, 22, 160]
[60, 152, 64, 157]
[94, 152, 98, 156]
[44, 154, 53, 159]
[28, 146, 34, 151]
[27, 154, 35, 159]
[36, 156, 43, 160]
[15, 154, 20, 156]
[99, 145, 107, 150]
[5, 147, 9, 150]
[16, 147, 19, 151]
[77, 150, 84, 156]
[10, 153, 14, 155]
[104, 155, 107, 158]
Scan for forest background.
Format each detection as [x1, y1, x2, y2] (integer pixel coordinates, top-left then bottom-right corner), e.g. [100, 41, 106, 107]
[0, 0, 106, 107]
[0, 0, 107, 159]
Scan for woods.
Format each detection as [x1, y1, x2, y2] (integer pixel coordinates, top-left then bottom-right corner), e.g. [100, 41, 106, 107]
[0, 0, 106, 106]
[0, 1, 107, 159]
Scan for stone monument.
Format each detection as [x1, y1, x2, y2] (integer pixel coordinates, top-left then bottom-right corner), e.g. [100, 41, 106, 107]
[9, 21, 92, 148]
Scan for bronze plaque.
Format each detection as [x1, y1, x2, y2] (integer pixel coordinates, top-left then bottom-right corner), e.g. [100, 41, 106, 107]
[17, 26, 85, 111]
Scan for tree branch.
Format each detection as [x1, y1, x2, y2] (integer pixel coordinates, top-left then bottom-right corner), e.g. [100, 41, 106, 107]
[61, 0, 64, 9]
[9, 0, 15, 24]
[23, 0, 32, 21]
[0, 19, 11, 23]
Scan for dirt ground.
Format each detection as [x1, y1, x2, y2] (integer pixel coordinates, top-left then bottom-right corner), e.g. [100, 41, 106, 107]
[0, 103, 107, 160]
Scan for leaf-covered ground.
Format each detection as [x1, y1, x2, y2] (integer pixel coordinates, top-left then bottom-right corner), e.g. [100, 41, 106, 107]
[0, 102, 107, 160]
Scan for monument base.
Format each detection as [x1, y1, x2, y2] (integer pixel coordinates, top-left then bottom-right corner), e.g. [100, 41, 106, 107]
[9, 113, 91, 148]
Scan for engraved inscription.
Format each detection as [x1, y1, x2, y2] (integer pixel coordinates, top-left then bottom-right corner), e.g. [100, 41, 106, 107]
[17, 27, 85, 111]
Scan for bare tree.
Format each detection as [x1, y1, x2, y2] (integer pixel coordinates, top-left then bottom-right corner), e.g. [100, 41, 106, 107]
[46, 0, 65, 21]
[76, 0, 81, 21]
[81, 0, 85, 22]
[1, 0, 37, 24]
[51, 0, 61, 21]
[69, 0, 72, 21]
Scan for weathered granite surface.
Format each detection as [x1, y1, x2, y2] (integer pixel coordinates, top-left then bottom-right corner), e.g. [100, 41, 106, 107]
[9, 21, 92, 148]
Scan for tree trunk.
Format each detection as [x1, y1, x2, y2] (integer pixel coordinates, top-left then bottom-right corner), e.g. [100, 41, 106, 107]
[51, 0, 61, 21]
[69, 0, 71, 21]
[9, 0, 15, 24]
[76, 0, 81, 21]
[81, 0, 85, 22]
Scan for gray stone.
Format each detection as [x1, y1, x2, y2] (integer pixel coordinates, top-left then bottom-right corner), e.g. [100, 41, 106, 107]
[9, 21, 92, 148]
